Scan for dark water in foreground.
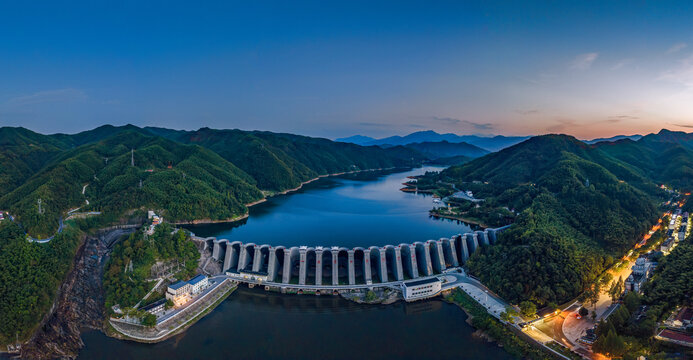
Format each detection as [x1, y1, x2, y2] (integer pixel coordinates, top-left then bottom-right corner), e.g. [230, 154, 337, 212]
[78, 167, 510, 359]
[80, 287, 511, 360]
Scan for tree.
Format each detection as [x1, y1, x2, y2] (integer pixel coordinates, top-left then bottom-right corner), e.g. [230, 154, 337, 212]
[579, 307, 589, 317]
[594, 329, 626, 357]
[608, 277, 624, 302]
[500, 311, 514, 323]
[364, 290, 377, 302]
[519, 301, 537, 318]
[547, 302, 559, 312]
[599, 273, 613, 291]
[580, 285, 600, 311]
[141, 313, 157, 327]
[623, 291, 641, 313]
[165, 299, 174, 309]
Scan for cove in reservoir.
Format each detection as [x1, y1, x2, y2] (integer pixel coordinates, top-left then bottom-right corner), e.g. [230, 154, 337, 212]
[78, 167, 511, 359]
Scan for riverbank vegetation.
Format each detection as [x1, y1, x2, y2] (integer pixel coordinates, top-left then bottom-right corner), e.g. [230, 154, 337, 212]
[0, 221, 83, 343]
[104, 223, 199, 311]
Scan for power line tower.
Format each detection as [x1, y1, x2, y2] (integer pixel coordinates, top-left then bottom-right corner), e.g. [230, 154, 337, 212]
[37, 198, 43, 215]
[139, 179, 143, 188]
[131, 149, 135, 167]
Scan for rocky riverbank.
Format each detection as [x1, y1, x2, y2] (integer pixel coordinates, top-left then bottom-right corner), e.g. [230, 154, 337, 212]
[20, 228, 135, 359]
[339, 287, 402, 305]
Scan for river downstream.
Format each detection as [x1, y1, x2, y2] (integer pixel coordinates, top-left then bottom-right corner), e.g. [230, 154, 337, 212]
[78, 167, 511, 359]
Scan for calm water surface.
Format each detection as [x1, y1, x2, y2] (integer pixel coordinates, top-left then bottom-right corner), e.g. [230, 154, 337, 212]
[78, 167, 511, 359]
[184, 166, 477, 247]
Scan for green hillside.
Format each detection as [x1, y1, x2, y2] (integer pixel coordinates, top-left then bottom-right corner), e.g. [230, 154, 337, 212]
[0, 221, 83, 343]
[0, 125, 422, 237]
[401, 140, 489, 160]
[435, 135, 661, 305]
[0, 127, 72, 198]
[147, 127, 423, 191]
[0, 130, 264, 236]
[597, 130, 693, 189]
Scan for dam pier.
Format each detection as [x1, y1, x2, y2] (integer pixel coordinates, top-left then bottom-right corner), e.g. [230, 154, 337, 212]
[200, 226, 510, 295]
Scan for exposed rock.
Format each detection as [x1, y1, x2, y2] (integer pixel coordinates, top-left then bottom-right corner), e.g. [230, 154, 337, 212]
[21, 229, 134, 359]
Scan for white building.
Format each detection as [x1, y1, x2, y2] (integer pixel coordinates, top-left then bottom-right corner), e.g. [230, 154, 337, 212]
[402, 278, 442, 302]
[188, 274, 209, 294]
[166, 281, 192, 306]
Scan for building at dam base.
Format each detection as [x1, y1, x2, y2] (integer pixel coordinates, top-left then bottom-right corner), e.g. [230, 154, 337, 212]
[203, 226, 510, 292]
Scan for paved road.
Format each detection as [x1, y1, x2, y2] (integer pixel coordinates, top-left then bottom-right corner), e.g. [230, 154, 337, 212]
[27, 217, 64, 243]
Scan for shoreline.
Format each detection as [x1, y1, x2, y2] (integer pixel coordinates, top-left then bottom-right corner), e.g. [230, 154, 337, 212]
[174, 166, 400, 226]
[430, 211, 489, 228]
[107, 281, 237, 344]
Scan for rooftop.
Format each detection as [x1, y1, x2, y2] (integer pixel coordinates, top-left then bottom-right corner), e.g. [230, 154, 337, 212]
[658, 329, 693, 345]
[403, 277, 441, 287]
[141, 298, 166, 311]
[169, 281, 188, 290]
[675, 307, 693, 322]
[188, 274, 207, 285]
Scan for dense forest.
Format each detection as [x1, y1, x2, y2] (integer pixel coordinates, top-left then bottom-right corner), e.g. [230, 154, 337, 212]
[104, 223, 199, 311]
[146, 126, 425, 191]
[0, 221, 83, 343]
[434, 135, 662, 306]
[0, 125, 422, 237]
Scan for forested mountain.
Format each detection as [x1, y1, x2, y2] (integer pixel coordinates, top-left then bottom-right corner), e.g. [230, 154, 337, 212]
[0, 127, 71, 197]
[0, 221, 82, 343]
[596, 129, 693, 189]
[435, 134, 662, 306]
[0, 125, 422, 237]
[145, 127, 422, 191]
[400, 140, 489, 159]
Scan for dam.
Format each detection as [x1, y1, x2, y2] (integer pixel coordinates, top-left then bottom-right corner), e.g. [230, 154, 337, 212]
[202, 226, 510, 291]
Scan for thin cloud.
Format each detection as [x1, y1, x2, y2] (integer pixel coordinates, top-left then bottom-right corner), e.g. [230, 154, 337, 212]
[4, 88, 87, 107]
[516, 109, 540, 115]
[669, 122, 693, 129]
[546, 118, 576, 133]
[612, 59, 633, 70]
[430, 116, 494, 130]
[358, 122, 391, 128]
[606, 115, 639, 123]
[571, 52, 599, 70]
[658, 54, 693, 87]
[667, 42, 687, 54]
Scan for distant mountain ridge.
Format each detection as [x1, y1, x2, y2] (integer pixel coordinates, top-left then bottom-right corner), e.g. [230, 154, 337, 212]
[584, 134, 642, 144]
[338, 130, 645, 152]
[337, 130, 530, 152]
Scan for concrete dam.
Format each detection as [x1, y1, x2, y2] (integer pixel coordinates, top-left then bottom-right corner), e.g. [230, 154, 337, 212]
[204, 226, 510, 289]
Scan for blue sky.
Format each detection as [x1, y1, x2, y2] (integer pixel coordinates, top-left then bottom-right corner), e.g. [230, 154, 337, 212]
[2, 1, 693, 139]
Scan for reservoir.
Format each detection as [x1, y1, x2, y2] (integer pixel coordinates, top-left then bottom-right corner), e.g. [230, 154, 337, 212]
[184, 166, 477, 247]
[78, 167, 511, 359]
